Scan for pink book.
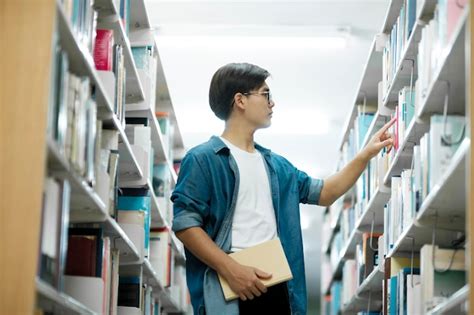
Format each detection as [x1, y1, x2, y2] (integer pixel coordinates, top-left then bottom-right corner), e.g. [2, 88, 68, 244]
[93, 29, 114, 71]
[447, 0, 467, 41]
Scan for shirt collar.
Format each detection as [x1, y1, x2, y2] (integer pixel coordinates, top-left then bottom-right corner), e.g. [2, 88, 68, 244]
[209, 135, 271, 156]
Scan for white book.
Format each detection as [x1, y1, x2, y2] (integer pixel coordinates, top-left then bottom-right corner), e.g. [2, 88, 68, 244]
[428, 115, 465, 192]
[401, 170, 413, 233]
[390, 177, 402, 246]
[64, 276, 104, 314]
[101, 129, 119, 151]
[407, 274, 422, 315]
[125, 125, 151, 148]
[41, 178, 61, 259]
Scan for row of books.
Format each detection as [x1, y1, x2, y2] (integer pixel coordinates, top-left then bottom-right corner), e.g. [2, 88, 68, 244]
[63, 225, 165, 315]
[383, 114, 465, 250]
[42, 2, 189, 314]
[417, 0, 467, 101]
[130, 46, 158, 113]
[61, 0, 97, 53]
[38, 176, 182, 313]
[48, 44, 98, 185]
[60, 0, 131, 52]
[381, 0, 418, 98]
[324, 239, 466, 315]
[94, 28, 127, 125]
[340, 104, 375, 169]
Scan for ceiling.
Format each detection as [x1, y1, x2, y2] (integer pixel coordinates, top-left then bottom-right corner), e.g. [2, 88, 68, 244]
[145, 0, 390, 312]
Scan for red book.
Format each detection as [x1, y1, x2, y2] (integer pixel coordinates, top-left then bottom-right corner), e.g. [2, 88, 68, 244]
[65, 235, 98, 277]
[93, 29, 114, 71]
[394, 106, 399, 151]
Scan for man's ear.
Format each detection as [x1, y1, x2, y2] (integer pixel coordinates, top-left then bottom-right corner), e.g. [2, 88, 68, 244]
[233, 93, 246, 110]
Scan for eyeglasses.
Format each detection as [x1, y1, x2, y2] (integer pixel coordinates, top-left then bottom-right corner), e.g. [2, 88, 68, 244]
[243, 91, 272, 104]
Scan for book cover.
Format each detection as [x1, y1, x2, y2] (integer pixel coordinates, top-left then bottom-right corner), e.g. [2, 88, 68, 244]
[217, 238, 293, 301]
[93, 29, 114, 71]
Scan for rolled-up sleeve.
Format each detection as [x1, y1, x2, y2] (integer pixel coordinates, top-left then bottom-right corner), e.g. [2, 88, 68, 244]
[171, 153, 211, 232]
[296, 169, 324, 205]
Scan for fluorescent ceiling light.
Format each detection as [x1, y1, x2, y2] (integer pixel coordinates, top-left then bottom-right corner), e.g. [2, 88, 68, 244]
[156, 34, 347, 51]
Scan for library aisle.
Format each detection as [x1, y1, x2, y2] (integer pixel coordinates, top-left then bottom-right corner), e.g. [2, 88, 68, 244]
[320, 1, 473, 315]
[0, 1, 473, 315]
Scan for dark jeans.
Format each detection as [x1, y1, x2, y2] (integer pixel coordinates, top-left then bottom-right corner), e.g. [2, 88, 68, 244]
[238, 282, 291, 315]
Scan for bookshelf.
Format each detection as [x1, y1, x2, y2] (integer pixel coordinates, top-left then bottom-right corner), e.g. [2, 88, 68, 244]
[1, 0, 189, 314]
[36, 277, 96, 315]
[322, 1, 472, 314]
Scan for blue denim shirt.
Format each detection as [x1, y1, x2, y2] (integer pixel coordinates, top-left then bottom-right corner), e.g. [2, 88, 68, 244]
[171, 136, 324, 315]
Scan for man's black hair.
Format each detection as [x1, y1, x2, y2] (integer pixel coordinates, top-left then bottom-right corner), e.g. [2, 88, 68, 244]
[209, 63, 270, 120]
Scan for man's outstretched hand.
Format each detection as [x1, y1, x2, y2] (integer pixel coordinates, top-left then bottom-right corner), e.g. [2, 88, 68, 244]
[361, 117, 396, 161]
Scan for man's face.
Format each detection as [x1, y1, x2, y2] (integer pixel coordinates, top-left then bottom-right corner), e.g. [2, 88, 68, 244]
[242, 83, 275, 129]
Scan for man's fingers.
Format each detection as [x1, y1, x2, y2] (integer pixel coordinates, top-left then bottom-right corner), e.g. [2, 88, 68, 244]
[382, 138, 393, 147]
[255, 280, 268, 294]
[250, 286, 261, 297]
[245, 291, 255, 300]
[377, 117, 396, 136]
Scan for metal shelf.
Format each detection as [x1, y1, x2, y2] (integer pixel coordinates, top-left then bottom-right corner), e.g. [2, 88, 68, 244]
[103, 216, 142, 264]
[360, 112, 389, 150]
[124, 259, 184, 313]
[342, 227, 362, 260]
[116, 116, 144, 181]
[126, 108, 178, 186]
[47, 139, 108, 223]
[380, 0, 403, 34]
[354, 187, 390, 232]
[36, 278, 96, 315]
[357, 266, 384, 298]
[428, 285, 469, 315]
[387, 218, 461, 258]
[126, 107, 168, 163]
[130, 0, 152, 31]
[324, 227, 362, 295]
[159, 287, 183, 313]
[382, 24, 422, 109]
[383, 117, 430, 185]
[341, 265, 384, 314]
[148, 180, 170, 229]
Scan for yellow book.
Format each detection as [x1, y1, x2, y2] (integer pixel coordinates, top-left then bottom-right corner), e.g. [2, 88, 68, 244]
[218, 238, 293, 301]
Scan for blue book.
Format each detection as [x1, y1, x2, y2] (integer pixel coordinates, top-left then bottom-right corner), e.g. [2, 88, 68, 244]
[356, 113, 375, 150]
[118, 194, 151, 253]
[331, 281, 342, 315]
[389, 276, 397, 315]
[407, 0, 417, 39]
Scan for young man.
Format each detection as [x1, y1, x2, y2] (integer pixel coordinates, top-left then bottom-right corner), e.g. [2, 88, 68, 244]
[171, 63, 394, 315]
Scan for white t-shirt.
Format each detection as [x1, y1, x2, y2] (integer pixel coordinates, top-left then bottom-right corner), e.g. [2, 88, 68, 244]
[220, 137, 278, 252]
